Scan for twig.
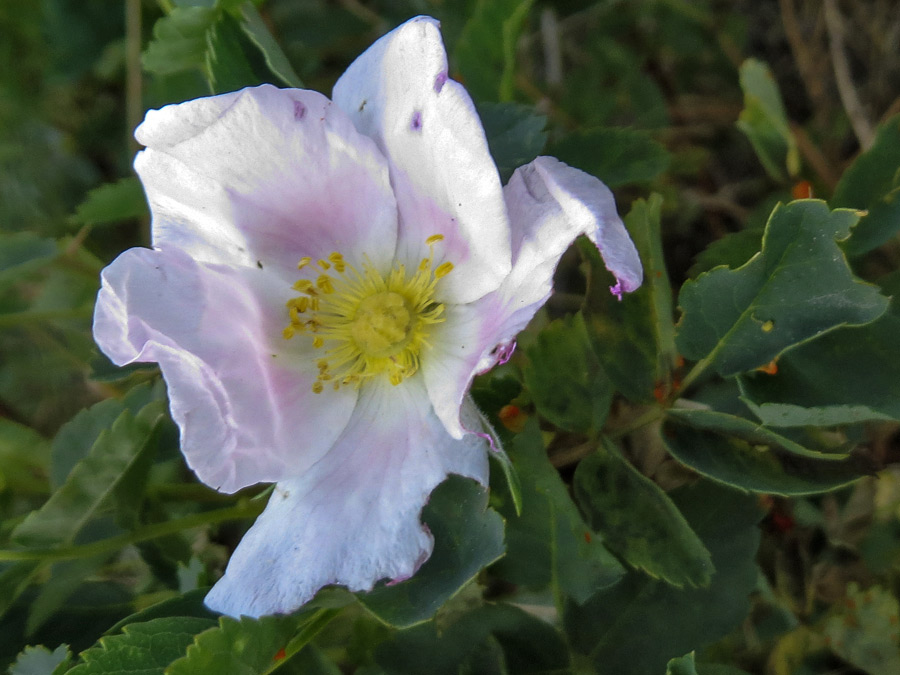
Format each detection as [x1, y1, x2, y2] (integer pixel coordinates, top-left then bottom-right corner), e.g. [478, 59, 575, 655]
[790, 123, 840, 191]
[540, 8, 563, 88]
[823, 0, 875, 149]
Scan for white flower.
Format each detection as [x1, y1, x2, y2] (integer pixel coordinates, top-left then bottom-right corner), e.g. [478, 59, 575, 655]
[93, 16, 642, 617]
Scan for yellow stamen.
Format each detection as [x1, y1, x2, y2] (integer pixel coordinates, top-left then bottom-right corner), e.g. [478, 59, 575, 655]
[297, 257, 312, 270]
[283, 236, 454, 393]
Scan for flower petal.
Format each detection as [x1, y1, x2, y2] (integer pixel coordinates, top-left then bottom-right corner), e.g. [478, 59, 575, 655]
[424, 157, 642, 438]
[203, 378, 490, 617]
[332, 16, 511, 304]
[135, 85, 398, 276]
[93, 247, 358, 493]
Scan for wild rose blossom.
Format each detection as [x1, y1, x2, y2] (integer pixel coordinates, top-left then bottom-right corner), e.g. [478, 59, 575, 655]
[93, 16, 642, 617]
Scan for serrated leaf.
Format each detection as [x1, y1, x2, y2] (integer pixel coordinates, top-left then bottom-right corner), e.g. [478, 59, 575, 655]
[735, 59, 799, 181]
[676, 200, 888, 376]
[454, 0, 534, 102]
[524, 313, 613, 433]
[166, 615, 297, 675]
[580, 195, 675, 402]
[12, 401, 165, 548]
[375, 604, 569, 675]
[239, 2, 302, 88]
[105, 589, 216, 636]
[70, 178, 146, 227]
[142, 7, 218, 76]
[835, 115, 900, 255]
[574, 437, 713, 588]
[663, 409, 869, 496]
[358, 476, 504, 627]
[549, 128, 671, 188]
[565, 481, 762, 675]
[9, 644, 71, 675]
[476, 102, 546, 183]
[66, 617, 217, 675]
[492, 422, 624, 603]
[205, 11, 269, 94]
[739, 306, 900, 424]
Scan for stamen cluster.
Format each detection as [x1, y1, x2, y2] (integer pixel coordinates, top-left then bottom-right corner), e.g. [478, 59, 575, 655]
[283, 235, 453, 392]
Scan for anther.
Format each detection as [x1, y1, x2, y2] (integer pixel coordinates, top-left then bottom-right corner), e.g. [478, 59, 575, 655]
[317, 259, 331, 270]
[297, 257, 312, 270]
[317, 275, 335, 293]
[282, 325, 296, 340]
[435, 262, 454, 278]
[313, 336, 324, 348]
[426, 234, 444, 244]
[312, 381, 324, 394]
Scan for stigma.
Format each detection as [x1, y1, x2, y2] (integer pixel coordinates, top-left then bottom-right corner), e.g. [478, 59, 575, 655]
[283, 236, 453, 392]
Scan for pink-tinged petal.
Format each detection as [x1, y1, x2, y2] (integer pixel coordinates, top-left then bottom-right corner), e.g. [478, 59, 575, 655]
[135, 85, 398, 277]
[93, 247, 358, 493]
[424, 157, 642, 438]
[332, 17, 511, 304]
[204, 378, 490, 617]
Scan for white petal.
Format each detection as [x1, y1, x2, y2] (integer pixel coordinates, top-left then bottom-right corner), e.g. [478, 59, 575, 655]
[332, 17, 511, 304]
[204, 378, 490, 617]
[93, 247, 358, 493]
[424, 157, 642, 438]
[135, 85, 398, 277]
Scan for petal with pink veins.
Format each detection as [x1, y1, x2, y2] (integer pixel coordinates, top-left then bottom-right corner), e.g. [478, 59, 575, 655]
[424, 157, 642, 439]
[93, 247, 358, 493]
[136, 85, 399, 277]
[204, 378, 490, 617]
[332, 16, 511, 304]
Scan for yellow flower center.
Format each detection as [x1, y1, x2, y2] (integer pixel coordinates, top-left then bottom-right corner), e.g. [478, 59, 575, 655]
[282, 235, 453, 393]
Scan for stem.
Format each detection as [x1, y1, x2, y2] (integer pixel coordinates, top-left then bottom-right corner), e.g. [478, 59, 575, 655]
[0, 500, 265, 563]
[672, 352, 714, 400]
[609, 406, 667, 440]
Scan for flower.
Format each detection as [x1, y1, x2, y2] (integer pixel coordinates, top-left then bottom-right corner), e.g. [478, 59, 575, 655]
[92, 16, 642, 618]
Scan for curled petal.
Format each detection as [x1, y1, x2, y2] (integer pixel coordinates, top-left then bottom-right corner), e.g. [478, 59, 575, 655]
[424, 157, 642, 438]
[333, 16, 511, 304]
[136, 85, 398, 277]
[204, 379, 490, 617]
[93, 248, 358, 493]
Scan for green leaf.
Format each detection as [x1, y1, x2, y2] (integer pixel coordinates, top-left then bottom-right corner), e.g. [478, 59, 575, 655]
[66, 617, 217, 675]
[105, 589, 216, 636]
[524, 313, 613, 434]
[358, 476, 504, 627]
[663, 409, 869, 496]
[676, 200, 888, 377]
[454, 0, 534, 102]
[0, 418, 50, 495]
[476, 102, 546, 183]
[8, 644, 71, 675]
[580, 195, 676, 402]
[0, 562, 42, 620]
[70, 178, 146, 228]
[834, 115, 900, 255]
[26, 557, 107, 636]
[549, 128, 671, 188]
[375, 604, 569, 675]
[574, 437, 713, 588]
[12, 401, 166, 548]
[739, 306, 900, 424]
[205, 11, 268, 94]
[667, 653, 699, 675]
[238, 2, 303, 88]
[735, 59, 799, 181]
[0, 232, 57, 289]
[565, 481, 762, 675]
[142, 7, 218, 76]
[166, 615, 298, 675]
[492, 422, 624, 603]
